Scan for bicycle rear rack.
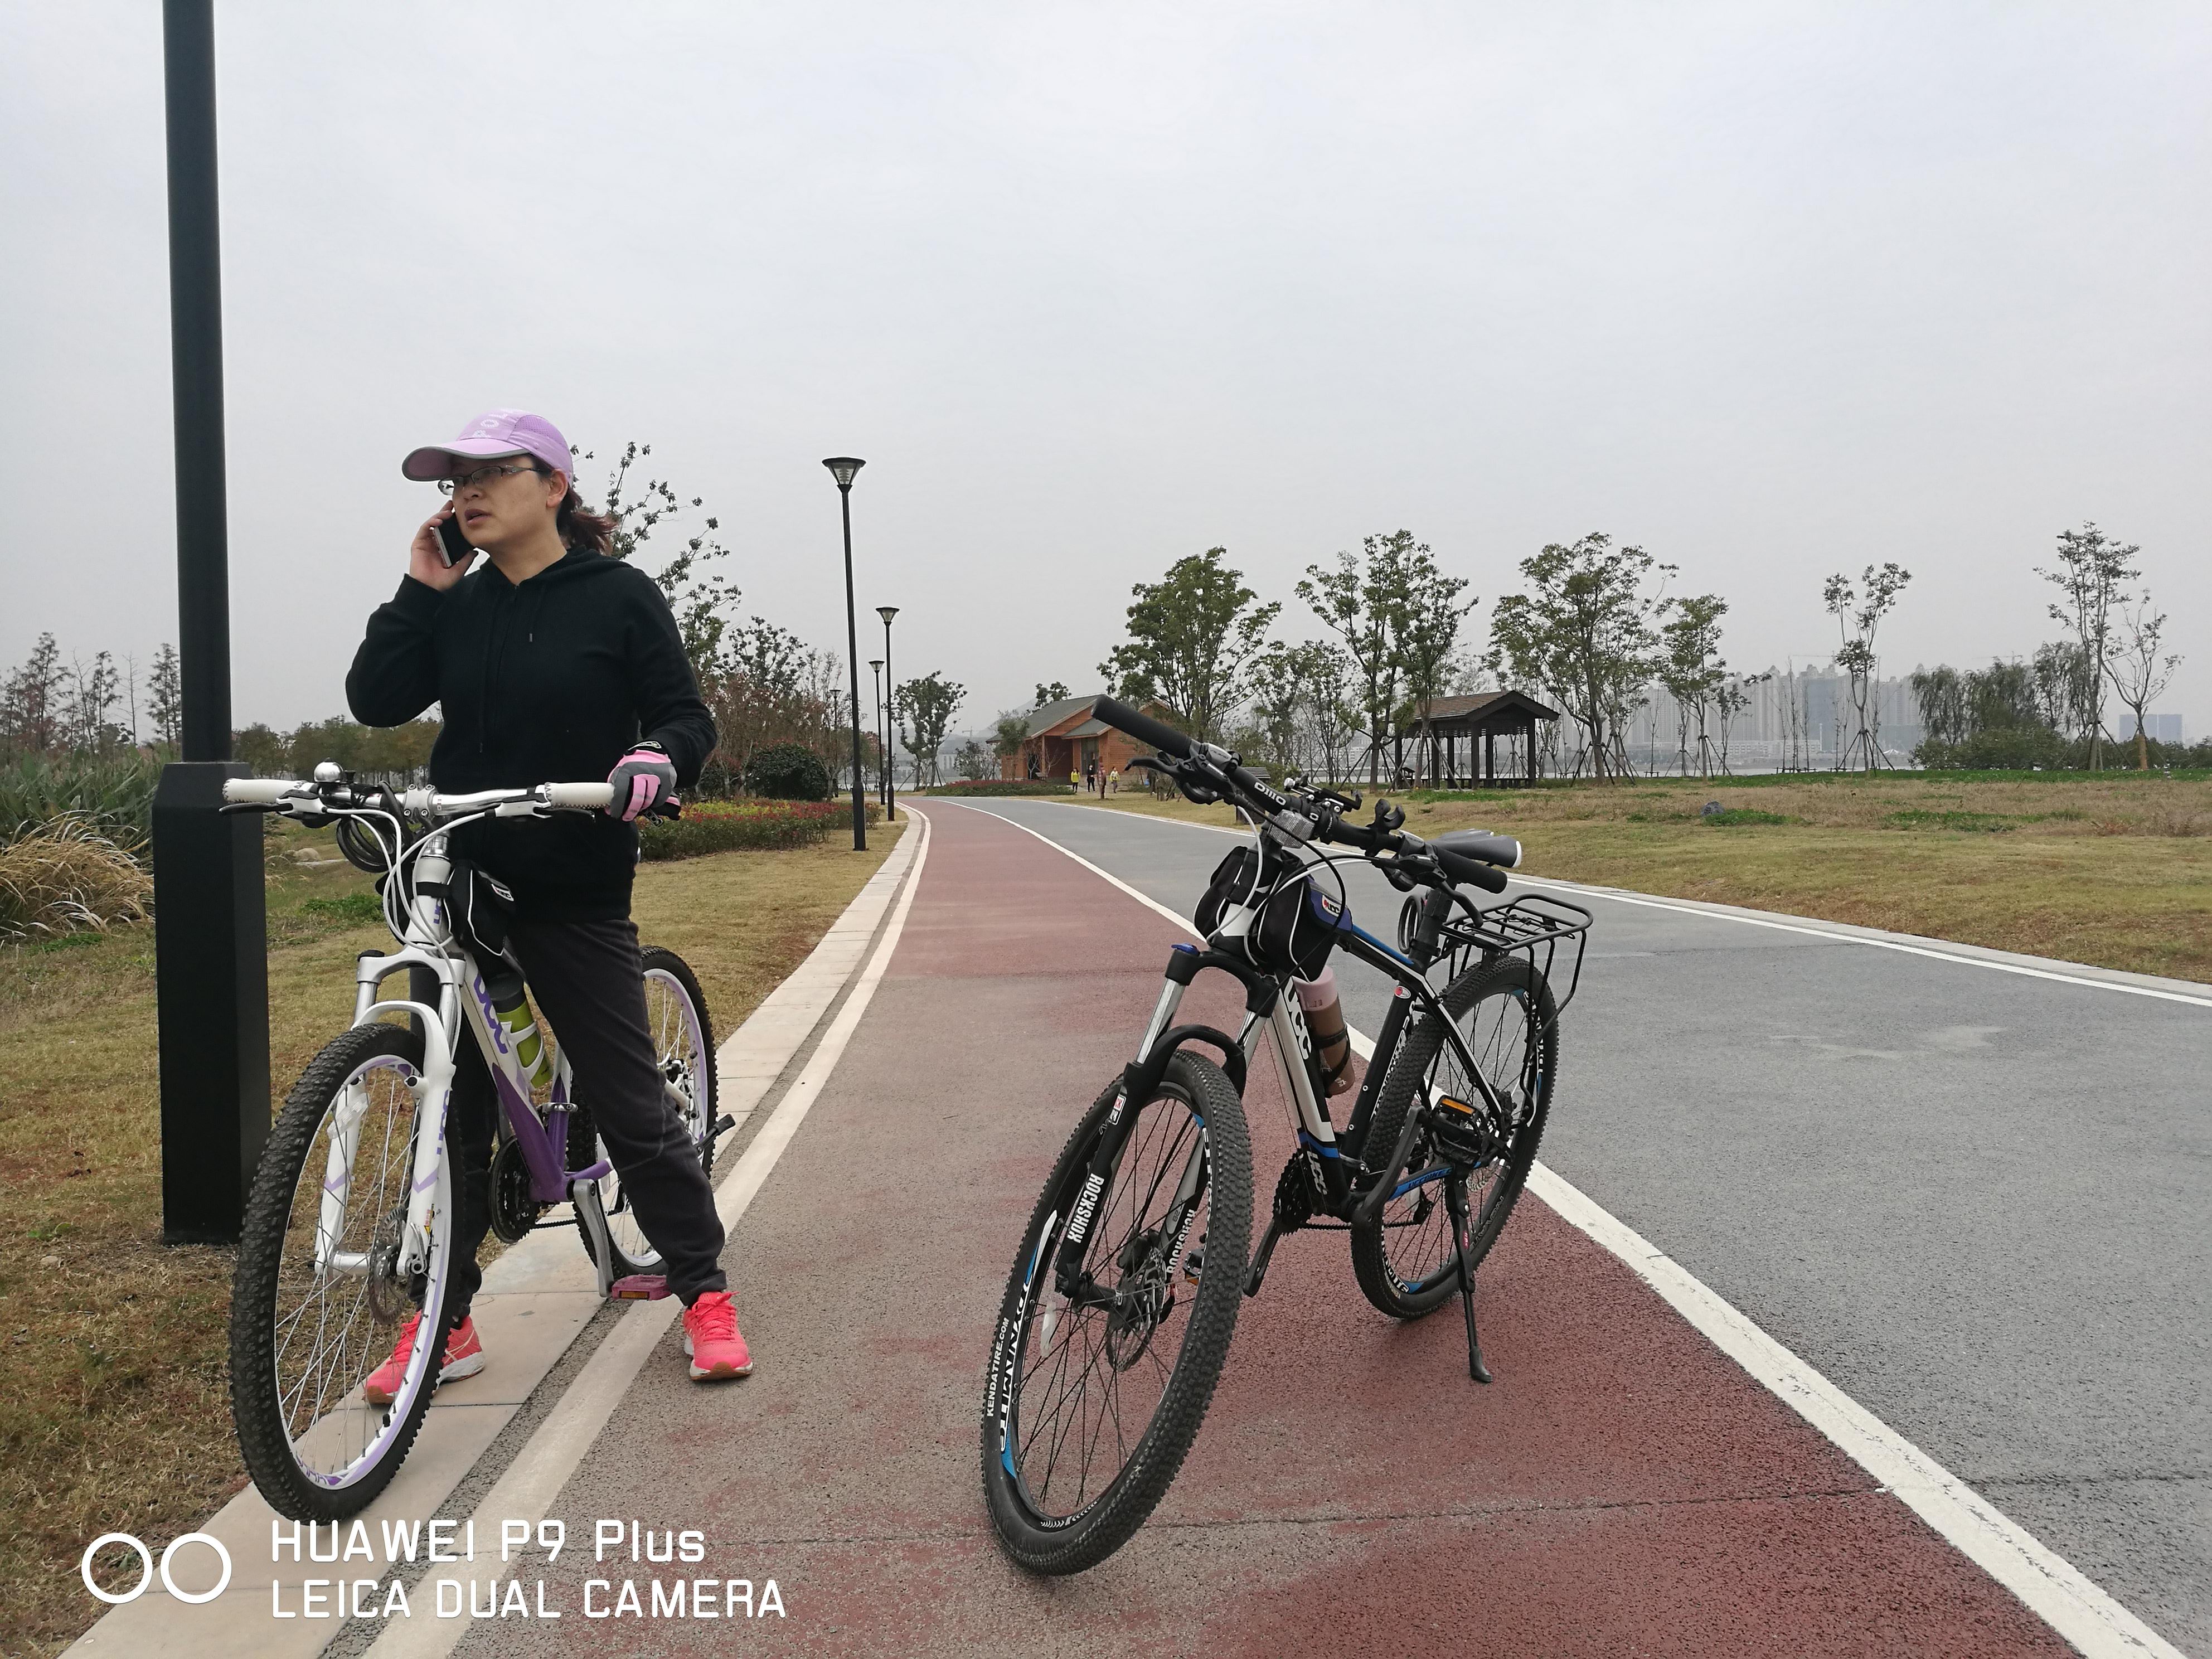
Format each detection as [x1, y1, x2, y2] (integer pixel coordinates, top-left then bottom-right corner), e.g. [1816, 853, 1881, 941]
[1434, 892, 1594, 1015]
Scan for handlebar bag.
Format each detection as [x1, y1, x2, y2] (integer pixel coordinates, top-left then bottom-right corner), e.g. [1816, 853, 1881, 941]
[1194, 846, 1262, 938]
[419, 860, 516, 965]
[1252, 868, 1352, 980]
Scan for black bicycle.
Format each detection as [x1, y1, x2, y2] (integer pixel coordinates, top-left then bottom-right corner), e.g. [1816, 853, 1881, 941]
[981, 698, 1590, 1574]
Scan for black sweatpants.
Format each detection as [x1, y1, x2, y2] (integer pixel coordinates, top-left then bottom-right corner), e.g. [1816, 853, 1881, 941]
[444, 917, 727, 1317]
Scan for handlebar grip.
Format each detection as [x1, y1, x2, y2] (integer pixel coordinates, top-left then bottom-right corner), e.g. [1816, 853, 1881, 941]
[221, 778, 299, 804]
[1090, 697, 1194, 760]
[1433, 846, 1510, 894]
[1433, 831, 1522, 869]
[546, 782, 615, 809]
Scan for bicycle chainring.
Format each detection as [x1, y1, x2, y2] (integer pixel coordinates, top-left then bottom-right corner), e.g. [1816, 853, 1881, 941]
[487, 1139, 546, 1244]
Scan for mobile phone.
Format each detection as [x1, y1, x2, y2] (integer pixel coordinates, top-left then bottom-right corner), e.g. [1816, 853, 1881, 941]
[435, 514, 474, 568]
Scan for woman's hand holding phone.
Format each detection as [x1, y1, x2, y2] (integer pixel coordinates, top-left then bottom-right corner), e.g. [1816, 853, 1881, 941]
[409, 505, 476, 590]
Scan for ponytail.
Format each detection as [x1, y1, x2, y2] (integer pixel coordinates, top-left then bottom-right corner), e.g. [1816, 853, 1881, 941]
[555, 483, 619, 555]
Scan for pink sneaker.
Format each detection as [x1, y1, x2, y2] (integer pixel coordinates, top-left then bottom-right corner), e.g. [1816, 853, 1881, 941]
[363, 1313, 485, 1405]
[681, 1291, 752, 1380]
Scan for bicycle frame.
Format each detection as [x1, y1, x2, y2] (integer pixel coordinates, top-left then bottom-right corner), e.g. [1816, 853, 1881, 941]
[338, 829, 618, 1289]
[1052, 826, 1515, 1303]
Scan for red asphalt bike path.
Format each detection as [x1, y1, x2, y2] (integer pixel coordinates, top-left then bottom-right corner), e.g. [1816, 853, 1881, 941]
[457, 801, 2070, 1658]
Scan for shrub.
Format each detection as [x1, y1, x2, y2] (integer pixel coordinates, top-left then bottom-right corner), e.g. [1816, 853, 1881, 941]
[0, 815, 154, 940]
[638, 798, 882, 861]
[0, 753, 161, 850]
[920, 779, 1075, 797]
[742, 743, 832, 801]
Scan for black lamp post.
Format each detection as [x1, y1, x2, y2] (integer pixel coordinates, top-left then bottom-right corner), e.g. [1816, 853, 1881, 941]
[877, 605, 900, 814]
[154, 0, 269, 1243]
[868, 659, 885, 808]
[822, 458, 867, 851]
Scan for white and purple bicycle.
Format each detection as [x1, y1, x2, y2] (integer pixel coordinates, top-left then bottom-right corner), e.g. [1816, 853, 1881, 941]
[219, 767, 722, 1521]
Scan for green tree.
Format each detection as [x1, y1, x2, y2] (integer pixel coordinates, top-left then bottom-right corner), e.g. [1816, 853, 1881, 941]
[2036, 522, 2138, 769]
[1033, 682, 1072, 709]
[234, 724, 288, 777]
[1385, 538, 1476, 787]
[897, 672, 966, 788]
[1298, 537, 1405, 784]
[2, 632, 66, 756]
[146, 643, 182, 753]
[1656, 594, 1729, 777]
[1822, 562, 1911, 772]
[1102, 549, 1280, 745]
[1487, 534, 1672, 781]
[954, 738, 995, 782]
[992, 711, 1031, 763]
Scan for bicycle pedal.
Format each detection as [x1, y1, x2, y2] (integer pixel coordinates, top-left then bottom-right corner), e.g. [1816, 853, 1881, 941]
[709, 1113, 736, 1138]
[608, 1274, 671, 1301]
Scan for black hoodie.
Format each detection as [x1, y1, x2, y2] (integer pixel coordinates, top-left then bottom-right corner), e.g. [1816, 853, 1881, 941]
[346, 547, 716, 922]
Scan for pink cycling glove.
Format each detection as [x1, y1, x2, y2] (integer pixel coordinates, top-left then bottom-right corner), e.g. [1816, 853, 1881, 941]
[607, 743, 678, 822]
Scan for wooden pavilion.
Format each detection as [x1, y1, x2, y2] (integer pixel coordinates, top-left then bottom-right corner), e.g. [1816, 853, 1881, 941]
[1390, 691, 1559, 787]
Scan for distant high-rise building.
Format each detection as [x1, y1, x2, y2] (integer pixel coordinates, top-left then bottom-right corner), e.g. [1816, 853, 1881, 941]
[2148, 712, 2184, 744]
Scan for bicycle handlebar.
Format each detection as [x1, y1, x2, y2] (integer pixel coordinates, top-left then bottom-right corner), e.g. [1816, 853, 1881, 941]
[220, 777, 620, 818]
[1090, 696, 1195, 761]
[1084, 697, 1521, 897]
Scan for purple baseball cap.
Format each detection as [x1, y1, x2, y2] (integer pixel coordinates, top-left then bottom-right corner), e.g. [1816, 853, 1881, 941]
[401, 409, 575, 482]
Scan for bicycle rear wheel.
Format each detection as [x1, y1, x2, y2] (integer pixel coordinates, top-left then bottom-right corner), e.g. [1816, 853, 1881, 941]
[1350, 954, 1558, 1319]
[575, 945, 717, 1278]
[982, 1052, 1250, 1575]
[230, 1022, 455, 1521]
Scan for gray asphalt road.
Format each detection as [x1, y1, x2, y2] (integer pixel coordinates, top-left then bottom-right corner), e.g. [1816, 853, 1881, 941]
[948, 797, 2212, 1653]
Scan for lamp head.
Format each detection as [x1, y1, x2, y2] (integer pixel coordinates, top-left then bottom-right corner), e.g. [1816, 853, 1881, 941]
[869, 659, 884, 672]
[876, 605, 900, 626]
[822, 457, 865, 489]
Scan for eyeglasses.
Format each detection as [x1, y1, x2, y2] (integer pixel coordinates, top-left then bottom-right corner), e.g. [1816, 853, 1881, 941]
[436, 462, 546, 496]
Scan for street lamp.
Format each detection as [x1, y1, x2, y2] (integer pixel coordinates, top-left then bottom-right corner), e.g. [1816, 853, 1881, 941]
[868, 659, 885, 809]
[823, 458, 867, 851]
[877, 606, 900, 816]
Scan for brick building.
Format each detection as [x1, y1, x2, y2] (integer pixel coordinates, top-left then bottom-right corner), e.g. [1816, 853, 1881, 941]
[1002, 695, 1168, 784]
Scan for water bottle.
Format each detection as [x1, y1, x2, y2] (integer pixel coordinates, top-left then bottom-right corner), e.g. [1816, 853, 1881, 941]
[1295, 968, 1354, 1097]
[484, 965, 553, 1089]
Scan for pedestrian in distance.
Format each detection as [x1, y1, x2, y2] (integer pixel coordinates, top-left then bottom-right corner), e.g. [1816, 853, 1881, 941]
[345, 407, 753, 1397]
[1108, 768, 1119, 794]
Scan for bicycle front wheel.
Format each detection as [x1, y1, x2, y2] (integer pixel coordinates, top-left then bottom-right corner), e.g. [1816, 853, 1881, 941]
[1350, 954, 1558, 1319]
[982, 1052, 1251, 1575]
[575, 945, 718, 1278]
[230, 1022, 455, 1521]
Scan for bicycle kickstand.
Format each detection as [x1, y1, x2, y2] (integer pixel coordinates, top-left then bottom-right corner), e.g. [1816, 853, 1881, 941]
[1444, 1172, 1493, 1385]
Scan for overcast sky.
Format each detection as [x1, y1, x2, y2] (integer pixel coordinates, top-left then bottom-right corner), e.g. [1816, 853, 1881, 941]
[3, 2, 2206, 739]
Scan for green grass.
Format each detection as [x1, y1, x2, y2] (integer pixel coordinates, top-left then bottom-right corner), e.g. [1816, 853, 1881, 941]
[298, 891, 383, 924]
[1702, 807, 1791, 826]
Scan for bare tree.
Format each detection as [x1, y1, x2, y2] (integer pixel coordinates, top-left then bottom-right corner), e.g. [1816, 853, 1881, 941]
[2106, 591, 2181, 770]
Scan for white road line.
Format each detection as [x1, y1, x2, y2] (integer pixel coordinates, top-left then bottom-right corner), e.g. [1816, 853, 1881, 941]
[955, 798, 2187, 1659]
[1042, 799, 2212, 1010]
[366, 809, 933, 1659]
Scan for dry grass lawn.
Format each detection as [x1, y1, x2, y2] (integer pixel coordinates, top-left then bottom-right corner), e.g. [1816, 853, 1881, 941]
[0, 819, 899, 1658]
[1074, 772, 2212, 982]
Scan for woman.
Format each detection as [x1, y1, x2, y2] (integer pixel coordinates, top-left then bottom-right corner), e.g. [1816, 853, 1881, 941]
[346, 407, 750, 1391]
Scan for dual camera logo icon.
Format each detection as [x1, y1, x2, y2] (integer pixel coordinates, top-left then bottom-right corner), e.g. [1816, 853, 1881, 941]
[80, 1532, 233, 1605]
